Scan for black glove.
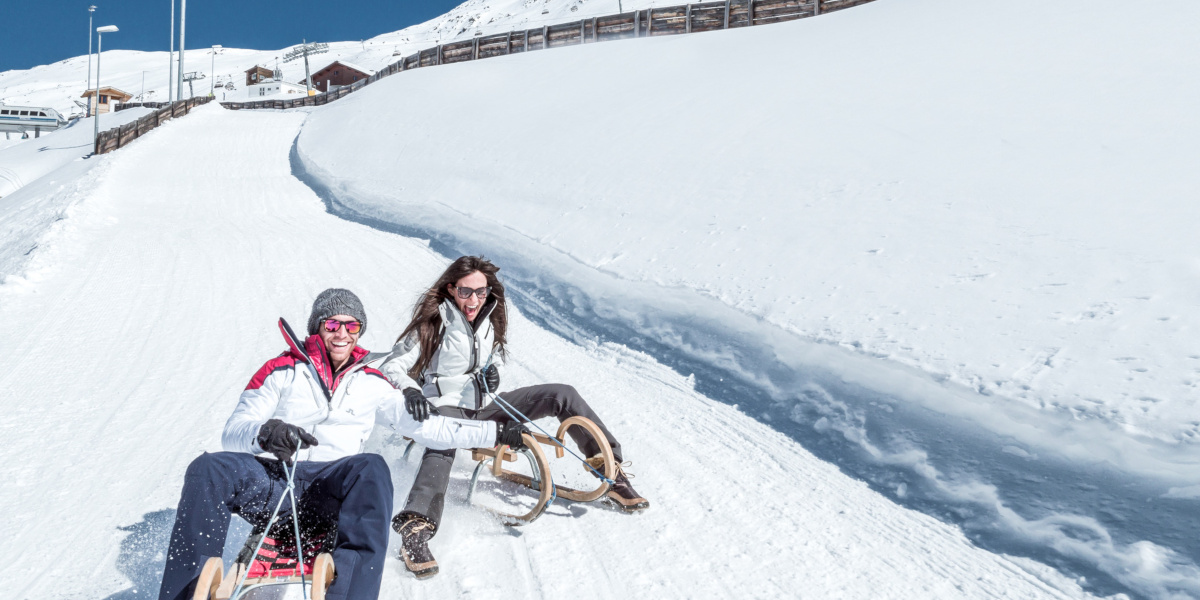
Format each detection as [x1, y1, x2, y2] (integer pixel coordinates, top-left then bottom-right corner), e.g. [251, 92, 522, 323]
[495, 420, 530, 450]
[403, 387, 434, 422]
[483, 364, 500, 392]
[257, 419, 319, 465]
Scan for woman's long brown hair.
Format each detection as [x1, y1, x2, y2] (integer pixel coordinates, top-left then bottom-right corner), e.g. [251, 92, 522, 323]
[396, 255, 508, 380]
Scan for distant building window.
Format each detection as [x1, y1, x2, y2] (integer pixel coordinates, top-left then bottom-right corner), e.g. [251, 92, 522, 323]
[100, 95, 109, 104]
[20, 110, 29, 115]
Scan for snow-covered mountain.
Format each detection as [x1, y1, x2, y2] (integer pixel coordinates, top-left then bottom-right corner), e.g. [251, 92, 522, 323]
[1, 0, 1198, 598]
[0, 0, 663, 122]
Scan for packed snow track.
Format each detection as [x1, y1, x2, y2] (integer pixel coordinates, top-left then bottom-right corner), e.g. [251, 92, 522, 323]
[0, 102, 1108, 599]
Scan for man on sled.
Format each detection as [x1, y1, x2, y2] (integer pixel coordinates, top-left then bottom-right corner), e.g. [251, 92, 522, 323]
[157, 288, 529, 600]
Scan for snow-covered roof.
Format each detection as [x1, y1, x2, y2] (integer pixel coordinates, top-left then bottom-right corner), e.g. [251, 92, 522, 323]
[81, 86, 131, 99]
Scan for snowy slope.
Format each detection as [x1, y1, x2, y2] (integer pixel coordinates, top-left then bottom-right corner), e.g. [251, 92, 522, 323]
[0, 0, 670, 123]
[0, 105, 1102, 600]
[0, 107, 152, 199]
[288, 0, 1200, 596]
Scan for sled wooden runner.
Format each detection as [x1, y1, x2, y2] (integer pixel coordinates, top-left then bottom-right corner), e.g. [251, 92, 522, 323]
[469, 432, 554, 523]
[193, 552, 335, 600]
[466, 416, 618, 523]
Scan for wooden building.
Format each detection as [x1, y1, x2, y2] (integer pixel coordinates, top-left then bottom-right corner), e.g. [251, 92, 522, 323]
[245, 66, 275, 87]
[80, 86, 133, 115]
[300, 61, 374, 93]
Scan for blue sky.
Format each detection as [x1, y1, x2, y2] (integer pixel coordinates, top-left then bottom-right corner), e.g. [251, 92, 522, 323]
[1, 0, 466, 72]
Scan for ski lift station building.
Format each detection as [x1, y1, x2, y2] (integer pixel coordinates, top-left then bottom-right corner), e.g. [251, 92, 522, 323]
[245, 65, 308, 99]
[81, 86, 132, 115]
[0, 104, 68, 137]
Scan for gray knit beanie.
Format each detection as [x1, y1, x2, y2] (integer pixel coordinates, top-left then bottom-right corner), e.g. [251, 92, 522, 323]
[307, 288, 368, 336]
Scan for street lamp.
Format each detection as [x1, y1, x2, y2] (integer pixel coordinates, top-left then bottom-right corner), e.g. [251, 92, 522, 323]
[93, 24, 119, 151]
[209, 45, 222, 95]
[87, 6, 96, 117]
[176, 0, 187, 104]
[168, 0, 175, 102]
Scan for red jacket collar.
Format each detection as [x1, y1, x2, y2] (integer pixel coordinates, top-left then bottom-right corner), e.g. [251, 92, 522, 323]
[286, 334, 370, 392]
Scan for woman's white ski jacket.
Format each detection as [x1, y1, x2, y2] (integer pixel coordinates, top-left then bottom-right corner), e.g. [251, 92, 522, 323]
[222, 331, 497, 462]
[380, 299, 498, 410]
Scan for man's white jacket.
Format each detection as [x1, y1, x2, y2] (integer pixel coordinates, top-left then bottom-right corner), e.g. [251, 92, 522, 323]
[379, 299, 498, 410]
[223, 331, 497, 462]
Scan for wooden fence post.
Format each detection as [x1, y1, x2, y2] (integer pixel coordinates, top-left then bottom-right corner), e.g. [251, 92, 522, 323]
[813, 0, 820, 15]
[686, 4, 693, 33]
[473, 37, 480, 59]
[591, 17, 598, 41]
[724, 0, 731, 28]
[647, 9, 654, 35]
[634, 11, 641, 37]
[505, 31, 513, 53]
[436, 45, 442, 65]
[748, 0, 755, 25]
[580, 20, 585, 44]
[543, 25, 549, 49]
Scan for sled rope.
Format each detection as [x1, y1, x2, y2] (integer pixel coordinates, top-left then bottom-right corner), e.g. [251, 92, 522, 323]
[231, 449, 310, 600]
[480, 361, 615, 485]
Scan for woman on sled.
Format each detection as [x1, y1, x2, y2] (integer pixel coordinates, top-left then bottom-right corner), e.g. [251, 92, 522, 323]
[378, 255, 649, 579]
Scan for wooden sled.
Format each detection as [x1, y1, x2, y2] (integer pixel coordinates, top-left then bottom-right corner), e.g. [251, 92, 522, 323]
[465, 416, 617, 524]
[192, 530, 336, 600]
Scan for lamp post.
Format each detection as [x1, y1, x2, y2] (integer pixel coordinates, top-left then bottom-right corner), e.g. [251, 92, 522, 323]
[87, 6, 96, 117]
[209, 45, 222, 95]
[93, 24, 119, 151]
[176, 0, 187, 103]
[168, 0, 175, 102]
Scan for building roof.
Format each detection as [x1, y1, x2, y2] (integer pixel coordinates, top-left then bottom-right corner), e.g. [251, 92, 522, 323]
[331, 61, 375, 76]
[308, 60, 376, 78]
[81, 86, 132, 100]
[245, 65, 274, 74]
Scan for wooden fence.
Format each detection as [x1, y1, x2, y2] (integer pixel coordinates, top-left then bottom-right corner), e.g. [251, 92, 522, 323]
[114, 101, 175, 112]
[94, 96, 213, 155]
[222, 0, 875, 112]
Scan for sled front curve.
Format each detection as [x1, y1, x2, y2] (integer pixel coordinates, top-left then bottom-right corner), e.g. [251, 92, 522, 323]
[468, 432, 554, 524]
[193, 557, 223, 600]
[209, 551, 336, 600]
[546, 416, 616, 502]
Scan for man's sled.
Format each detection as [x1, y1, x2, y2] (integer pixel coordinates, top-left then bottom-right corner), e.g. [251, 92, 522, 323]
[192, 526, 337, 600]
[406, 416, 616, 525]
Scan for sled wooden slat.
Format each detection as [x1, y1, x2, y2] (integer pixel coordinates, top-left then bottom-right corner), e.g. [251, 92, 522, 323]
[530, 432, 565, 458]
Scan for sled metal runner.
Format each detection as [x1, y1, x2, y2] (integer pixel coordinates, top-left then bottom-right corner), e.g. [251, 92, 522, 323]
[461, 416, 617, 524]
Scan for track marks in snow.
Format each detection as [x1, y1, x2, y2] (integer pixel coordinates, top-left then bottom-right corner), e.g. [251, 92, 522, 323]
[0, 106, 1103, 599]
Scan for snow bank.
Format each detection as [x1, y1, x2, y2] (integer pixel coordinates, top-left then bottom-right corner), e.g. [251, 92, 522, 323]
[293, 0, 1200, 596]
[296, 0, 1200, 455]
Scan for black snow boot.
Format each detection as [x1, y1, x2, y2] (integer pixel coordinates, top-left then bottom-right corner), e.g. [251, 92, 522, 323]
[393, 514, 438, 579]
[585, 457, 650, 513]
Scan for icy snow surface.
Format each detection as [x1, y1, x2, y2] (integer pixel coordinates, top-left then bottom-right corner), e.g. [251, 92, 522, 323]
[290, 0, 1200, 597]
[0, 0, 1197, 598]
[0, 106, 1102, 600]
